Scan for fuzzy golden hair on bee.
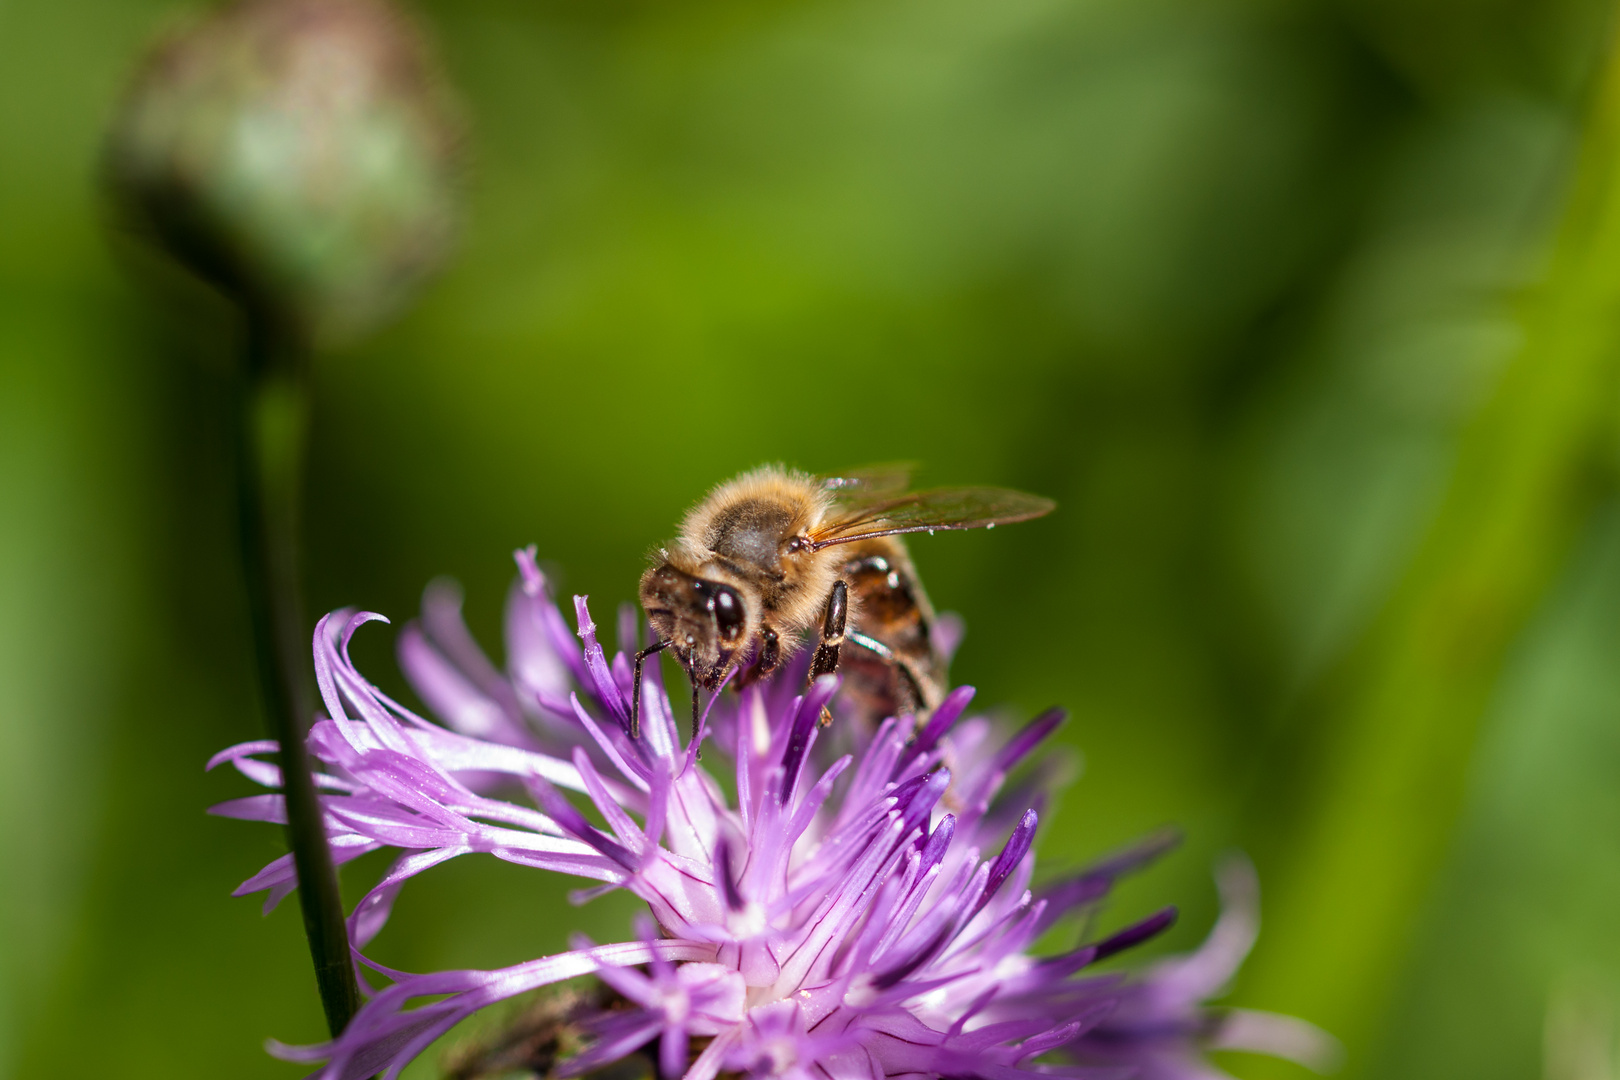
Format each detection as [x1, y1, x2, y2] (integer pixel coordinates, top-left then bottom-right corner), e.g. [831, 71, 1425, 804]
[673, 465, 831, 567]
[633, 462, 1054, 745]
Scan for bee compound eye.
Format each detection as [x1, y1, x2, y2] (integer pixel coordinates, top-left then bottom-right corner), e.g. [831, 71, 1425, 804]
[712, 585, 746, 643]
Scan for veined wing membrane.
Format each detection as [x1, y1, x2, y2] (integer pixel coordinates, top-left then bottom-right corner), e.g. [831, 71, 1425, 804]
[808, 486, 1054, 550]
[821, 463, 917, 502]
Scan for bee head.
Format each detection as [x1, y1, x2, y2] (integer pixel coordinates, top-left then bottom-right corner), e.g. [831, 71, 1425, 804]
[638, 563, 750, 689]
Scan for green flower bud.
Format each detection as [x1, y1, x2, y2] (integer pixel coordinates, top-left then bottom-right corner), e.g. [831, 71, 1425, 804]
[107, 0, 461, 347]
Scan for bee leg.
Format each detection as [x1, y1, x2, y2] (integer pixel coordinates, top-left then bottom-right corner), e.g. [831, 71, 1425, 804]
[734, 626, 781, 689]
[756, 626, 782, 677]
[808, 580, 848, 726]
[848, 631, 930, 720]
[690, 677, 704, 759]
[630, 639, 671, 739]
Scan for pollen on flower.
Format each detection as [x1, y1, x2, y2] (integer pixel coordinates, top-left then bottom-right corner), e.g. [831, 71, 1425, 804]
[209, 548, 1336, 1080]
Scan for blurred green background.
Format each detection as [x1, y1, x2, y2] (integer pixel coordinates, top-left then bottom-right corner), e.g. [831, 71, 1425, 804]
[5, 0, 1620, 1075]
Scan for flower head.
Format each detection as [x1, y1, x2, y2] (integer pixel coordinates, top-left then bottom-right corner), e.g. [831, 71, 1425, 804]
[211, 547, 1332, 1080]
[107, 0, 461, 345]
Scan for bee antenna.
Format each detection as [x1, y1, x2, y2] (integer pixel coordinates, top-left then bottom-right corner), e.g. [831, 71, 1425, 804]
[629, 638, 671, 740]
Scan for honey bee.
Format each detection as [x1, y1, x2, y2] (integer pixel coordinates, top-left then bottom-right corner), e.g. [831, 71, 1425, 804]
[633, 465, 1054, 741]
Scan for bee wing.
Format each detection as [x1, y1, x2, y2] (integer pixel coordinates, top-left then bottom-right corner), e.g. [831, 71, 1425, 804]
[807, 486, 1055, 550]
[821, 462, 918, 501]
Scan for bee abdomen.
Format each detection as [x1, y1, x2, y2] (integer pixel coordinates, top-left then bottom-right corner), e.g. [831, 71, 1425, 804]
[838, 541, 946, 727]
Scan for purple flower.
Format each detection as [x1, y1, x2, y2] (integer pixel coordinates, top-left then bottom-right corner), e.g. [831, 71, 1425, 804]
[210, 547, 1334, 1080]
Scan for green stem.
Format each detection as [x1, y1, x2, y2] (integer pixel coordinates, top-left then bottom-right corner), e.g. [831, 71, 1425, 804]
[1237, 23, 1620, 1070]
[237, 322, 361, 1038]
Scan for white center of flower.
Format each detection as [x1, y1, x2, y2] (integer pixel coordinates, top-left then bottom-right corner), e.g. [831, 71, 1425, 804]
[728, 900, 768, 938]
[842, 974, 877, 1009]
[657, 985, 691, 1024]
[764, 1036, 798, 1072]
